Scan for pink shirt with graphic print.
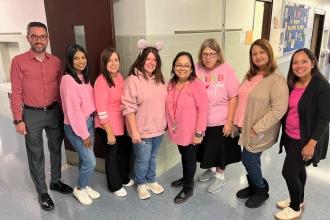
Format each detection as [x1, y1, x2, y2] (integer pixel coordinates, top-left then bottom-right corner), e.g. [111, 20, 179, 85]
[196, 63, 240, 126]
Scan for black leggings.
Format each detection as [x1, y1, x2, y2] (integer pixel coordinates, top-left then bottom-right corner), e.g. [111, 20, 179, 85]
[178, 144, 197, 193]
[96, 128, 133, 192]
[282, 136, 306, 211]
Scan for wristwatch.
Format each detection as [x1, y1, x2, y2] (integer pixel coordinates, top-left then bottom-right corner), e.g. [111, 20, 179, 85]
[195, 131, 203, 138]
[13, 120, 23, 125]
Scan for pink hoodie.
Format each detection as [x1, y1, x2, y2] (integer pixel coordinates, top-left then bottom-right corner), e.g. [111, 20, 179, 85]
[121, 73, 167, 138]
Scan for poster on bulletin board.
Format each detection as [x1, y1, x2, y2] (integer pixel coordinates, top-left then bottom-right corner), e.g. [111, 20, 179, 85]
[282, 2, 310, 54]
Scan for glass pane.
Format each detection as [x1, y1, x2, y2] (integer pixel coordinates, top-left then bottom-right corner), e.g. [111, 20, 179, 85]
[73, 25, 87, 50]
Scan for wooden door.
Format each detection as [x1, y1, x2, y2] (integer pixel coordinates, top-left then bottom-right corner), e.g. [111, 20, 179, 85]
[44, 0, 116, 159]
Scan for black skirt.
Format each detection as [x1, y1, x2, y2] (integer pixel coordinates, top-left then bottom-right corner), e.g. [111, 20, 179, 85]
[197, 125, 241, 169]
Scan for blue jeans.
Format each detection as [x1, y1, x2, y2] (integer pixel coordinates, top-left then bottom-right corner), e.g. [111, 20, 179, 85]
[64, 116, 96, 188]
[133, 135, 163, 185]
[241, 148, 265, 188]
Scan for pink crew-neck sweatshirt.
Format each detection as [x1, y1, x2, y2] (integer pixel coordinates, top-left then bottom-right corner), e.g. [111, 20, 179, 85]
[121, 73, 167, 138]
[94, 73, 125, 136]
[165, 79, 208, 146]
[285, 86, 305, 139]
[60, 74, 95, 140]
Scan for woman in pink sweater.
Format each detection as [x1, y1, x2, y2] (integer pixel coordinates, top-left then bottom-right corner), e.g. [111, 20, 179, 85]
[121, 40, 167, 200]
[60, 44, 100, 205]
[94, 48, 133, 197]
[166, 52, 208, 204]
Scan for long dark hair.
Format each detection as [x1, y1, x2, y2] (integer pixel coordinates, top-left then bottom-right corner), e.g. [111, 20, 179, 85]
[65, 44, 90, 84]
[99, 47, 120, 87]
[170, 51, 196, 86]
[246, 39, 277, 80]
[287, 48, 326, 89]
[128, 47, 164, 84]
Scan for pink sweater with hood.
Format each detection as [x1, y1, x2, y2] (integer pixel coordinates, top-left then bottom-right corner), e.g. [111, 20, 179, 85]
[121, 72, 167, 138]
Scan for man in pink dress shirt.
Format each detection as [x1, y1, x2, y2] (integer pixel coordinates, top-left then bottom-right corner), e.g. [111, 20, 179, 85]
[10, 22, 72, 211]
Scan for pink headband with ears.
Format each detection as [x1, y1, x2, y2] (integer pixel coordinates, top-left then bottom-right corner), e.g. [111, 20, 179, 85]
[137, 39, 164, 53]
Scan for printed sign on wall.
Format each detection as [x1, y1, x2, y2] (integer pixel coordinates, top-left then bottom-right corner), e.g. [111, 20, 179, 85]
[282, 2, 310, 54]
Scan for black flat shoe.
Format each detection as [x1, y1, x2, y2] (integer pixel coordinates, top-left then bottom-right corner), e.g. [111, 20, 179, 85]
[38, 193, 54, 211]
[171, 178, 184, 188]
[50, 181, 73, 194]
[174, 190, 193, 204]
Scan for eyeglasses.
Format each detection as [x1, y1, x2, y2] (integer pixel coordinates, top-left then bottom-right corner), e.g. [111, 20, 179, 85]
[175, 64, 191, 69]
[202, 52, 217, 58]
[30, 34, 48, 41]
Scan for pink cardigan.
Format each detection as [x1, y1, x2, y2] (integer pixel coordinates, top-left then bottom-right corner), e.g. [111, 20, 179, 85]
[165, 79, 208, 146]
[121, 73, 167, 138]
[60, 74, 95, 140]
[94, 73, 125, 136]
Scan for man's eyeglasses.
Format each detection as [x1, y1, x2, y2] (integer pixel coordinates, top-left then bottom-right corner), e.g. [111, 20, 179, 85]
[30, 35, 48, 41]
[202, 52, 217, 58]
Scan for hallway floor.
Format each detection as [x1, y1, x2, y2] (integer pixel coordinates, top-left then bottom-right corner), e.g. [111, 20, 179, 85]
[0, 115, 329, 220]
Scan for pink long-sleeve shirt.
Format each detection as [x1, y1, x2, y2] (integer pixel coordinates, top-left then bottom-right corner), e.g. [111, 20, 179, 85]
[60, 74, 95, 140]
[121, 73, 167, 138]
[10, 50, 62, 120]
[196, 63, 239, 126]
[165, 79, 208, 146]
[94, 73, 125, 136]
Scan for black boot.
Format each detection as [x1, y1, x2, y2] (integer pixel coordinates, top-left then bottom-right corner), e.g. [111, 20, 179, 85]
[245, 179, 269, 208]
[236, 175, 254, 199]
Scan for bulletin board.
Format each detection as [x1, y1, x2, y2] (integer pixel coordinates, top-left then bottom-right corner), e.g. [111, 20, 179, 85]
[282, 2, 310, 54]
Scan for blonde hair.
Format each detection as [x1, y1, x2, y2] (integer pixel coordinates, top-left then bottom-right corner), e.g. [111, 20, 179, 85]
[197, 39, 225, 67]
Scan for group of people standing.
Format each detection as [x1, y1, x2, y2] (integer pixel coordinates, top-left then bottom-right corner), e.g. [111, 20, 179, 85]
[10, 21, 330, 220]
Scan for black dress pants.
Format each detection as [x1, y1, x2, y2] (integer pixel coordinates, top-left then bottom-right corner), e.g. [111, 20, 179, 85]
[96, 128, 132, 192]
[178, 144, 197, 193]
[282, 136, 306, 211]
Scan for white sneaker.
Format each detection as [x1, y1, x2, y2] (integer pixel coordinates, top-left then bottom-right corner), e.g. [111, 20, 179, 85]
[198, 169, 215, 182]
[73, 187, 92, 205]
[113, 187, 127, 197]
[207, 176, 226, 193]
[123, 179, 134, 187]
[137, 184, 150, 200]
[275, 207, 301, 220]
[85, 186, 100, 199]
[277, 198, 304, 209]
[146, 182, 164, 194]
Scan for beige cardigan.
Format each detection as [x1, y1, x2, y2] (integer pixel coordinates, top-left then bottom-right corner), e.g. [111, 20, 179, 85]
[238, 69, 289, 153]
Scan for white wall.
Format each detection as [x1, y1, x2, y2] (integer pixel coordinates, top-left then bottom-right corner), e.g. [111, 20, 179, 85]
[113, 0, 147, 35]
[146, 0, 223, 34]
[0, 0, 47, 34]
[225, 0, 255, 31]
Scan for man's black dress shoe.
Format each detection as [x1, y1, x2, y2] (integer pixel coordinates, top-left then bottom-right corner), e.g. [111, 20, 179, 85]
[38, 193, 54, 211]
[171, 178, 184, 188]
[174, 190, 193, 204]
[50, 181, 73, 194]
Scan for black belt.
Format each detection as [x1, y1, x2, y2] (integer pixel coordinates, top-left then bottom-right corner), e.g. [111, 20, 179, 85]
[24, 102, 57, 111]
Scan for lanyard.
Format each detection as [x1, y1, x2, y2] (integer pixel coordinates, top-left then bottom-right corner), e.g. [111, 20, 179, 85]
[172, 81, 187, 132]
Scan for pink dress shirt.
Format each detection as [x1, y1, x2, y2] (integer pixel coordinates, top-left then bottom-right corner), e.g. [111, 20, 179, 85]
[285, 86, 305, 139]
[165, 79, 208, 146]
[60, 74, 95, 140]
[94, 73, 125, 136]
[10, 50, 62, 120]
[196, 63, 239, 126]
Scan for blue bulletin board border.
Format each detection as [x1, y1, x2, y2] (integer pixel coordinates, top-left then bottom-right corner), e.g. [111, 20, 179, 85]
[282, 1, 310, 54]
